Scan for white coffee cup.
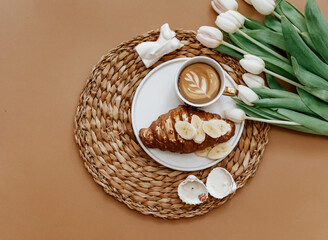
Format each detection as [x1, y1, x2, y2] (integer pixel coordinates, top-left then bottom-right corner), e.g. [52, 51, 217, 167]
[175, 56, 228, 108]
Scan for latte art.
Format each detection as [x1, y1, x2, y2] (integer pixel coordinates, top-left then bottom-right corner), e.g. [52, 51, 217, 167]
[178, 63, 220, 104]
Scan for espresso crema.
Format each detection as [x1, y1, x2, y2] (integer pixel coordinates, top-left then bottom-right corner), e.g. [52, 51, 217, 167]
[178, 63, 220, 104]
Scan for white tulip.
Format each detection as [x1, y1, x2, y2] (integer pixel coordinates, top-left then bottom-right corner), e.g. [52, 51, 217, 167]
[215, 10, 245, 33]
[224, 108, 246, 123]
[215, 15, 238, 34]
[237, 85, 259, 106]
[242, 73, 265, 88]
[240, 55, 265, 74]
[244, 0, 252, 5]
[211, 0, 238, 14]
[196, 26, 223, 48]
[251, 0, 276, 15]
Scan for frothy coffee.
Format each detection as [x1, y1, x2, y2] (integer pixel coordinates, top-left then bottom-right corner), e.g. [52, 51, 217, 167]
[178, 63, 220, 104]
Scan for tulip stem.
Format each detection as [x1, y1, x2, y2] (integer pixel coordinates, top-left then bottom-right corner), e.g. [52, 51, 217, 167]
[237, 30, 290, 63]
[263, 69, 305, 89]
[222, 41, 248, 55]
[273, 11, 282, 20]
[245, 116, 300, 125]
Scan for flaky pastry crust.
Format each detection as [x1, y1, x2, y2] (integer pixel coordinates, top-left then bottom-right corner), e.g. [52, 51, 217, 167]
[139, 105, 235, 153]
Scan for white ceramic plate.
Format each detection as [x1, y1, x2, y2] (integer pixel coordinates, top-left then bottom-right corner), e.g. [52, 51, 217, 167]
[131, 58, 244, 171]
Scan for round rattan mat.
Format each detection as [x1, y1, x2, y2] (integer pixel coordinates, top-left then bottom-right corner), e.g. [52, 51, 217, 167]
[74, 29, 270, 219]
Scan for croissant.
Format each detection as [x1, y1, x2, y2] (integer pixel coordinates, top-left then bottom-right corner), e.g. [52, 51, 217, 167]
[139, 105, 235, 153]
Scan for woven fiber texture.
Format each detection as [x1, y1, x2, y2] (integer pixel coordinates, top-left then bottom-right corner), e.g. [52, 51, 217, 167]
[74, 30, 270, 219]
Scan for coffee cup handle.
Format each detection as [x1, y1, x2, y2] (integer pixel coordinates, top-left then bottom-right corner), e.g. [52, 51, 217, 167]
[223, 86, 238, 97]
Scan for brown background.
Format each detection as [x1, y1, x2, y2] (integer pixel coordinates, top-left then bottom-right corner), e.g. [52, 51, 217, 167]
[1, 0, 328, 239]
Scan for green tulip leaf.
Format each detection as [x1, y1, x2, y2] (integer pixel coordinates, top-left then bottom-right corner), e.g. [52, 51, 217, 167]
[298, 88, 328, 121]
[252, 88, 298, 99]
[280, 0, 307, 32]
[305, 0, 328, 64]
[291, 57, 328, 89]
[264, 15, 282, 33]
[244, 18, 268, 30]
[304, 86, 328, 103]
[281, 16, 328, 80]
[265, 73, 286, 90]
[253, 98, 318, 116]
[277, 108, 328, 135]
[242, 29, 287, 51]
[215, 45, 243, 59]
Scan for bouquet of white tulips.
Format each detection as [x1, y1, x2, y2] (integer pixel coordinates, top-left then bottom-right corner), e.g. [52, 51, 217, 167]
[197, 0, 328, 136]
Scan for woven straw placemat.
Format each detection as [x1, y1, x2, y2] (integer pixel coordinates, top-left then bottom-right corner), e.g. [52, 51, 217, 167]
[74, 29, 270, 219]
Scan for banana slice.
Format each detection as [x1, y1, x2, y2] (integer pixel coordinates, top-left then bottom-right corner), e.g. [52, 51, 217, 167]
[191, 115, 206, 144]
[195, 147, 212, 157]
[207, 142, 232, 160]
[202, 119, 231, 138]
[217, 120, 232, 135]
[175, 121, 197, 140]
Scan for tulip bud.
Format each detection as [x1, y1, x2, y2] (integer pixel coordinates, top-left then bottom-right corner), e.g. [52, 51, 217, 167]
[237, 85, 259, 106]
[224, 108, 246, 123]
[242, 73, 265, 88]
[240, 55, 265, 74]
[196, 26, 223, 48]
[244, 0, 252, 5]
[215, 10, 245, 33]
[252, 0, 276, 15]
[211, 0, 238, 14]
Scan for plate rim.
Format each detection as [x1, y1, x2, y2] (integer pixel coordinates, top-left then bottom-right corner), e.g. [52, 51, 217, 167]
[131, 58, 245, 171]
